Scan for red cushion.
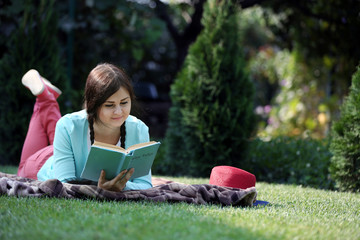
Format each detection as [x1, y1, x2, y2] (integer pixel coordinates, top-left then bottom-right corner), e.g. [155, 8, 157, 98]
[209, 166, 256, 189]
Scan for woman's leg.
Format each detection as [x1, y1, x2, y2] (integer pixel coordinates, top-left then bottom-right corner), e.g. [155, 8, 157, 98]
[17, 70, 61, 177]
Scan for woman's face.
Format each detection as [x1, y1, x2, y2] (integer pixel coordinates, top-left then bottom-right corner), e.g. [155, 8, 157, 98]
[97, 87, 131, 129]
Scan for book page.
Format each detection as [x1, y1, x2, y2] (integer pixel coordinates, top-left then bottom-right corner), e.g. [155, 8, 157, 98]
[126, 141, 158, 152]
[93, 141, 159, 154]
[93, 141, 126, 153]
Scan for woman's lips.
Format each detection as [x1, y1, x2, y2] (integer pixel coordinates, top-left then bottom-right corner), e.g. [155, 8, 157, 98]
[111, 116, 123, 121]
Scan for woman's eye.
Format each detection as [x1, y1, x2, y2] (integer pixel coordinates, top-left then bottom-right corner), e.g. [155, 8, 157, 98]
[120, 101, 128, 105]
[104, 104, 114, 108]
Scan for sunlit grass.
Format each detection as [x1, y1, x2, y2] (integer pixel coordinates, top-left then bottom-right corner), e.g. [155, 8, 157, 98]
[1, 165, 359, 240]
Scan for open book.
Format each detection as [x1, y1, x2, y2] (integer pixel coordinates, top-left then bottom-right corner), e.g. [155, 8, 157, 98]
[80, 141, 161, 182]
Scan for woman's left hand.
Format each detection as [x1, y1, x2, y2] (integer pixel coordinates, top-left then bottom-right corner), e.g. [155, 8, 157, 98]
[97, 168, 134, 192]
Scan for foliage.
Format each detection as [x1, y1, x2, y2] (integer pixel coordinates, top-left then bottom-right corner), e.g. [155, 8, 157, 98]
[55, 1, 179, 138]
[241, 6, 341, 140]
[162, 0, 255, 177]
[242, 2, 360, 140]
[329, 66, 360, 192]
[1, 164, 360, 240]
[55, 1, 176, 106]
[249, 46, 339, 139]
[0, 0, 178, 162]
[243, 136, 334, 190]
[239, 8, 278, 107]
[0, 0, 68, 165]
[262, 0, 360, 98]
[1, 0, 178, 102]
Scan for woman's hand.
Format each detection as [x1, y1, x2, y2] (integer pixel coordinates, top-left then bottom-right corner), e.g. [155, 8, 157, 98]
[97, 168, 134, 192]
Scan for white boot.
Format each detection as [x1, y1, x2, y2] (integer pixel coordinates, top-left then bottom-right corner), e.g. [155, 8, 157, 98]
[21, 69, 45, 96]
[22, 69, 62, 98]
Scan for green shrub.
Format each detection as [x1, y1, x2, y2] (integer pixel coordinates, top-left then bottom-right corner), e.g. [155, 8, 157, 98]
[244, 136, 334, 189]
[163, 0, 255, 177]
[329, 66, 360, 192]
[0, 0, 67, 165]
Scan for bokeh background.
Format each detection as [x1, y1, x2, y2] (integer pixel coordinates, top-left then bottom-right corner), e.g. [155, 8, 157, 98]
[1, 0, 359, 191]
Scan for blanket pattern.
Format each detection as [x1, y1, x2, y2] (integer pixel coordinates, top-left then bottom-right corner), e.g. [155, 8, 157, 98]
[0, 172, 257, 207]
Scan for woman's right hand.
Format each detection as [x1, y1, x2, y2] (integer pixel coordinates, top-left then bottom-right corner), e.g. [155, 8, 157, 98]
[97, 168, 134, 192]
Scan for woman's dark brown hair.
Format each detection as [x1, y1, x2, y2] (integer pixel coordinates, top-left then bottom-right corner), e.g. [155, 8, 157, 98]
[85, 63, 135, 148]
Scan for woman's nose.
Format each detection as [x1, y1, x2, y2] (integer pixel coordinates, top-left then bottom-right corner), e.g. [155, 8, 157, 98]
[114, 105, 122, 114]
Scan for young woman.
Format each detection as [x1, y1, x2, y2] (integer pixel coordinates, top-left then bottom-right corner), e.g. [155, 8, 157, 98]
[17, 63, 152, 191]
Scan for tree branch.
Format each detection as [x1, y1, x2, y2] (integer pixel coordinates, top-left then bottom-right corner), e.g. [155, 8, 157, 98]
[235, 0, 267, 9]
[153, 0, 270, 69]
[154, 0, 180, 41]
[291, 1, 346, 25]
[154, 0, 206, 69]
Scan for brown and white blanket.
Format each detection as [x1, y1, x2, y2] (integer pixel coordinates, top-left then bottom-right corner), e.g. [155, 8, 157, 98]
[0, 172, 257, 207]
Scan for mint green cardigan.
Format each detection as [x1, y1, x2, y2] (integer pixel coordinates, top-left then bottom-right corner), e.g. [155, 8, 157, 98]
[37, 109, 152, 190]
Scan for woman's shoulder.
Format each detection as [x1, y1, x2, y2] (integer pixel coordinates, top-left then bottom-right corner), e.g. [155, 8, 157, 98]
[57, 109, 88, 128]
[62, 109, 87, 120]
[126, 115, 148, 130]
[125, 115, 150, 144]
[126, 115, 145, 124]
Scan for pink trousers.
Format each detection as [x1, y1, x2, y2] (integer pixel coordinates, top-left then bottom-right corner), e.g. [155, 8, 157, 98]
[17, 89, 61, 179]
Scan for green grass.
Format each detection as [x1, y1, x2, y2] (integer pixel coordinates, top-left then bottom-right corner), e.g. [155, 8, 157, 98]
[1, 165, 359, 240]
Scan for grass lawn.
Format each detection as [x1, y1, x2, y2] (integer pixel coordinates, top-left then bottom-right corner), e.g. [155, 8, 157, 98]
[0, 165, 359, 240]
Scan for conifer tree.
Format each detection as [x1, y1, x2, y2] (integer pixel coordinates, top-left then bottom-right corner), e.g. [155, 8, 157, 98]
[0, 0, 67, 165]
[164, 0, 255, 177]
[330, 66, 360, 192]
